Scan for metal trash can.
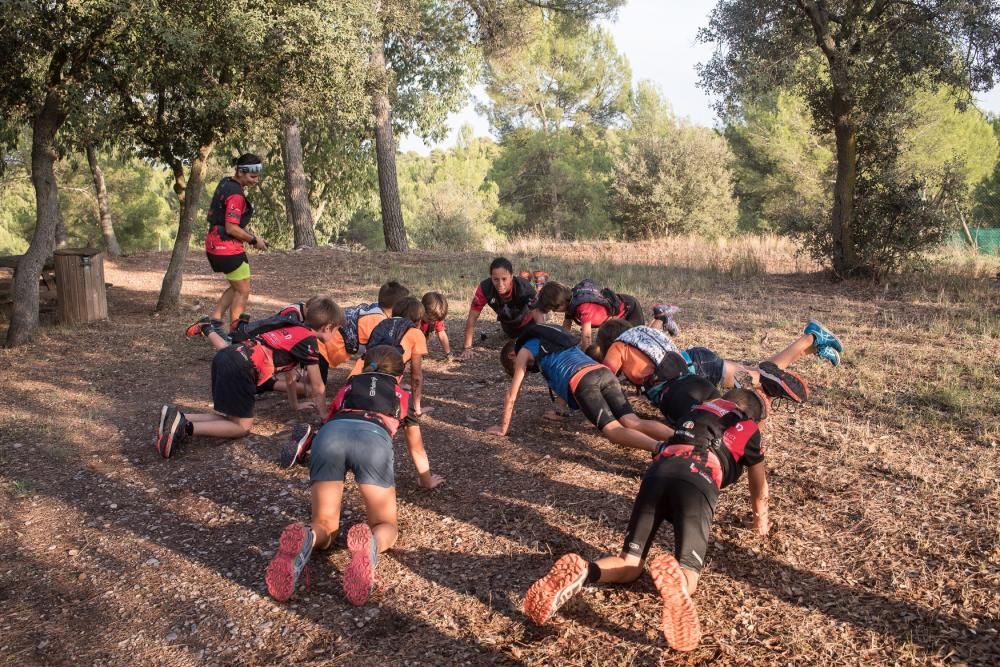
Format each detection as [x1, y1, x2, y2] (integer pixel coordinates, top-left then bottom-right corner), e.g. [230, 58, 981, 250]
[54, 247, 108, 324]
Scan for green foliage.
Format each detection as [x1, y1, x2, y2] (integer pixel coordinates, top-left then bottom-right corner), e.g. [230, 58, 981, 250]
[489, 126, 616, 238]
[611, 82, 738, 238]
[398, 127, 502, 250]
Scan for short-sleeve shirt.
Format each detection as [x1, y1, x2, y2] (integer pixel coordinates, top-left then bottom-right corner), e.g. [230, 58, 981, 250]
[573, 300, 627, 327]
[348, 325, 428, 376]
[357, 311, 387, 346]
[319, 328, 350, 368]
[418, 319, 446, 335]
[603, 340, 655, 385]
[521, 338, 602, 408]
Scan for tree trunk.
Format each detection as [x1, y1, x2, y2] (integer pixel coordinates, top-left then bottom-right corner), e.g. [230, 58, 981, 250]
[370, 38, 408, 252]
[5, 91, 67, 347]
[280, 115, 317, 249]
[830, 92, 859, 277]
[156, 141, 215, 312]
[85, 144, 122, 256]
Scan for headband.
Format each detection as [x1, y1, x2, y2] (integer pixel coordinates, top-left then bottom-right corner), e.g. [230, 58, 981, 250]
[237, 163, 263, 174]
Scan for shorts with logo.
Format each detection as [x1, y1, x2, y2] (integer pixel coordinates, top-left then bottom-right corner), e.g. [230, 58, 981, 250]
[621, 456, 718, 573]
[571, 366, 635, 429]
[310, 418, 395, 488]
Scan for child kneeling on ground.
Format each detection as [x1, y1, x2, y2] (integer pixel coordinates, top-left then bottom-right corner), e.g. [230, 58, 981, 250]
[266, 346, 445, 605]
[154, 297, 343, 459]
[523, 381, 769, 652]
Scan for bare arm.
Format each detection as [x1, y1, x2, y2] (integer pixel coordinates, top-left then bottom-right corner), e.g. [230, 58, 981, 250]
[225, 221, 265, 249]
[403, 424, 444, 489]
[489, 349, 530, 435]
[305, 364, 326, 420]
[579, 321, 593, 350]
[435, 329, 452, 356]
[410, 354, 424, 413]
[747, 462, 770, 536]
[284, 370, 299, 412]
[460, 309, 481, 357]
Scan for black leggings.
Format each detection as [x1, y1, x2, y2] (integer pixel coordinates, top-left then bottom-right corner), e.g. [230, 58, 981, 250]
[621, 459, 717, 573]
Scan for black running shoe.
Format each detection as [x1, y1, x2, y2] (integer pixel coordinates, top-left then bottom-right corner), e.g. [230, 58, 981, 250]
[279, 424, 313, 469]
[757, 361, 808, 403]
[155, 407, 188, 459]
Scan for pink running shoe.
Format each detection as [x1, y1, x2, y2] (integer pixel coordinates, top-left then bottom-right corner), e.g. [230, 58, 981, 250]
[265, 523, 315, 602]
[343, 524, 378, 606]
[523, 553, 588, 625]
[649, 553, 701, 652]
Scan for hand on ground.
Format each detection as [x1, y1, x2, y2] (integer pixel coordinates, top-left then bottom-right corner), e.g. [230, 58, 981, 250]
[419, 474, 446, 490]
[486, 425, 506, 435]
[457, 348, 476, 360]
[297, 401, 315, 411]
[543, 409, 569, 422]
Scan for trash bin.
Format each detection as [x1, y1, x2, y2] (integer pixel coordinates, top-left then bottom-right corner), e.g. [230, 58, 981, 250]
[54, 247, 108, 324]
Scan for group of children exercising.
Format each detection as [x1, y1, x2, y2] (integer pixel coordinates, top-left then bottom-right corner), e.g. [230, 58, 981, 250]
[154, 254, 843, 653]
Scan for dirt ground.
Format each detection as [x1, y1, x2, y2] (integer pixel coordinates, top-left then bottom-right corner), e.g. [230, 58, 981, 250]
[0, 245, 998, 666]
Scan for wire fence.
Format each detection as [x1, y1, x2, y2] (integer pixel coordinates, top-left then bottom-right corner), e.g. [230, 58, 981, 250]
[950, 195, 1000, 254]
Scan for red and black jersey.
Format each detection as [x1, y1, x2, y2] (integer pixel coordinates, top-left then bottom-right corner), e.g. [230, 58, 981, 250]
[235, 325, 320, 385]
[654, 398, 764, 497]
[325, 372, 411, 437]
[205, 177, 253, 256]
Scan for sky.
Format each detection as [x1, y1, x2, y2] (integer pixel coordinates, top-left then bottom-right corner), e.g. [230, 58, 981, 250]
[399, 0, 1000, 154]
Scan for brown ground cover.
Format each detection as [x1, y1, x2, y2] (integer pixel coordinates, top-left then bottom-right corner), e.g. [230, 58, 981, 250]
[0, 241, 998, 666]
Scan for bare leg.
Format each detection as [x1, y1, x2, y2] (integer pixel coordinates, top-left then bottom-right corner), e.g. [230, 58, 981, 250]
[229, 278, 251, 327]
[720, 361, 760, 390]
[766, 334, 815, 370]
[207, 330, 230, 351]
[212, 285, 236, 322]
[358, 484, 399, 553]
[311, 480, 345, 549]
[592, 552, 644, 584]
[619, 413, 673, 441]
[190, 414, 253, 439]
[600, 420, 659, 452]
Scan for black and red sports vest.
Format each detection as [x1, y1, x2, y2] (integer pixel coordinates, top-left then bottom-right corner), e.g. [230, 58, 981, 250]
[479, 276, 535, 325]
[327, 372, 401, 433]
[568, 279, 621, 320]
[366, 317, 415, 356]
[207, 177, 253, 240]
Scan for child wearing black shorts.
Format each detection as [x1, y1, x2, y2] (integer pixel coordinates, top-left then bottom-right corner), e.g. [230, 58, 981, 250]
[153, 298, 343, 459]
[523, 384, 770, 652]
[264, 346, 445, 606]
[489, 324, 674, 453]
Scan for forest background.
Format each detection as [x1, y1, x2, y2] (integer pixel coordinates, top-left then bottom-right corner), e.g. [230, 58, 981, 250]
[2, 0, 1000, 345]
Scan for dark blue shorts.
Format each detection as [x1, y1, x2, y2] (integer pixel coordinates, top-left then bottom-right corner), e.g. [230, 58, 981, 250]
[310, 419, 395, 488]
[684, 347, 725, 387]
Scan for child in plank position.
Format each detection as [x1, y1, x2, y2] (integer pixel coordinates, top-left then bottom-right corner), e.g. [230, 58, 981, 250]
[266, 346, 445, 606]
[154, 298, 343, 459]
[536, 279, 679, 350]
[419, 291, 453, 359]
[523, 381, 769, 653]
[189, 296, 344, 398]
[489, 324, 676, 453]
[459, 257, 541, 358]
[591, 319, 841, 406]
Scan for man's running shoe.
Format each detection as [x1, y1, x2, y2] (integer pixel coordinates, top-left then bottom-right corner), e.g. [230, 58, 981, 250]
[343, 523, 378, 606]
[803, 320, 842, 353]
[518, 271, 532, 280]
[155, 406, 187, 459]
[817, 345, 841, 367]
[185, 316, 222, 339]
[653, 304, 681, 337]
[523, 553, 588, 625]
[757, 361, 808, 403]
[265, 523, 315, 602]
[279, 424, 313, 469]
[649, 553, 701, 652]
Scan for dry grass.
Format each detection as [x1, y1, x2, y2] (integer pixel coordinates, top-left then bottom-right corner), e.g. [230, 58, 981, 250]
[0, 240, 998, 666]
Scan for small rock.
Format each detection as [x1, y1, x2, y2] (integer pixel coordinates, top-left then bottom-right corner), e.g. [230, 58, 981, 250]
[109, 504, 118, 510]
[68, 549, 80, 557]
[165, 632, 178, 642]
[13, 443, 23, 449]
[145, 557, 160, 567]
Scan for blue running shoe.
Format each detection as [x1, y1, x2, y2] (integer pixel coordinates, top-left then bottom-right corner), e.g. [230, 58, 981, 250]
[803, 320, 842, 353]
[816, 345, 840, 367]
